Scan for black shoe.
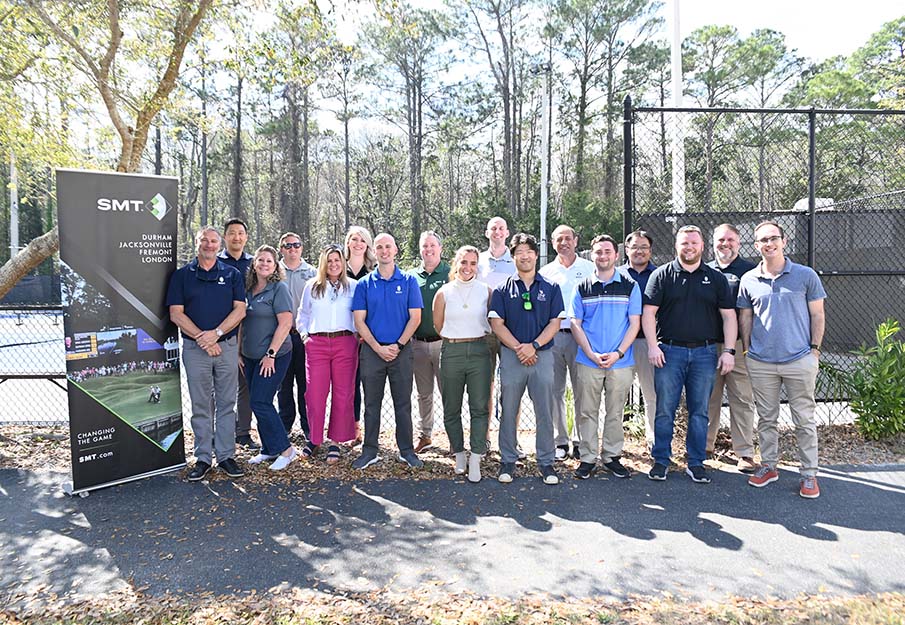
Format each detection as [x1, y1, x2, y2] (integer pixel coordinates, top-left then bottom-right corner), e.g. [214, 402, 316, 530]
[555, 444, 569, 461]
[686, 465, 711, 484]
[540, 464, 559, 485]
[236, 434, 261, 451]
[603, 458, 632, 478]
[218, 457, 245, 478]
[570, 442, 580, 460]
[187, 461, 210, 481]
[574, 461, 595, 480]
[498, 462, 516, 483]
[648, 462, 668, 481]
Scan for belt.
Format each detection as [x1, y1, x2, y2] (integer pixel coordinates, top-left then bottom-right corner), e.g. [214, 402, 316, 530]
[414, 336, 442, 343]
[663, 339, 715, 349]
[558, 328, 572, 334]
[310, 330, 354, 338]
[444, 337, 485, 344]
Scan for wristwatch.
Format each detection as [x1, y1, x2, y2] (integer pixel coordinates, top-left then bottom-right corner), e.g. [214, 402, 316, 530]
[810, 343, 821, 351]
[616, 349, 625, 359]
[531, 340, 541, 350]
[396, 341, 405, 350]
[214, 328, 223, 338]
[266, 348, 276, 358]
[723, 347, 736, 355]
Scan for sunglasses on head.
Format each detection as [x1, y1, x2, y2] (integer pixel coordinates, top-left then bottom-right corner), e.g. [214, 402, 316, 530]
[521, 291, 533, 311]
[282, 242, 302, 249]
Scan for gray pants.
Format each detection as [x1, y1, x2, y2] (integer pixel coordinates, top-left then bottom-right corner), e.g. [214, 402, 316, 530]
[412, 338, 442, 438]
[498, 346, 555, 465]
[632, 337, 657, 443]
[183, 337, 239, 465]
[550, 330, 580, 446]
[360, 343, 415, 454]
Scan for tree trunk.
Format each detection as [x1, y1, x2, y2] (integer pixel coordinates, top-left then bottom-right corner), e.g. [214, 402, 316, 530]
[300, 86, 311, 249]
[230, 73, 243, 221]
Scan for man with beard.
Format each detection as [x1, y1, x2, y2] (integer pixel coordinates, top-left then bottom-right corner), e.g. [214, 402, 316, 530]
[642, 226, 736, 484]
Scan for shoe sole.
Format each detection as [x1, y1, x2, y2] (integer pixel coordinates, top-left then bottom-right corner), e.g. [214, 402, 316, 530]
[685, 468, 711, 483]
[543, 477, 559, 485]
[604, 466, 631, 479]
[221, 470, 244, 478]
[748, 475, 779, 488]
[187, 468, 210, 482]
[799, 490, 820, 499]
[648, 472, 667, 481]
[353, 456, 381, 470]
[498, 475, 513, 483]
[398, 458, 424, 468]
[574, 472, 591, 480]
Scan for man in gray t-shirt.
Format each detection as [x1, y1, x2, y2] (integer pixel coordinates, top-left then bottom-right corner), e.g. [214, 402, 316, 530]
[738, 220, 826, 499]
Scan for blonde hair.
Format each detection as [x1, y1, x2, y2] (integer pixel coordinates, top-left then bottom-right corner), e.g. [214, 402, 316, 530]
[312, 245, 351, 299]
[246, 245, 285, 290]
[344, 226, 376, 271]
[450, 245, 480, 281]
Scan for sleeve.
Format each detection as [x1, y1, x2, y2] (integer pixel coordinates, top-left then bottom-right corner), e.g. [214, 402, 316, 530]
[715, 272, 735, 309]
[407, 275, 424, 309]
[570, 283, 585, 320]
[628, 282, 642, 316]
[165, 269, 184, 306]
[351, 277, 367, 311]
[489, 286, 506, 319]
[296, 281, 313, 333]
[644, 269, 664, 306]
[550, 284, 565, 320]
[736, 274, 754, 309]
[231, 268, 245, 302]
[806, 269, 828, 301]
[273, 282, 293, 314]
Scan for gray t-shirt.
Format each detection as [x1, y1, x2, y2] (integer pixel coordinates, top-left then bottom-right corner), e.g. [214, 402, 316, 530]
[737, 259, 826, 364]
[241, 281, 293, 359]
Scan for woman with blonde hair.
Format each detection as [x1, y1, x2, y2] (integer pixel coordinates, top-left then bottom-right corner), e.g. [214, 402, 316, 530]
[296, 244, 359, 463]
[433, 245, 493, 482]
[344, 225, 376, 439]
[242, 245, 296, 470]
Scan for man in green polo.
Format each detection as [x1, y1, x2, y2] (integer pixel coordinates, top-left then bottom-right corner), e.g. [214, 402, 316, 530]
[410, 230, 451, 452]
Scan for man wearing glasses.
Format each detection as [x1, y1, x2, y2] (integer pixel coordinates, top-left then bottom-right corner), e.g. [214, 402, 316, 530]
[618, 230, 658, 447]
[167, 226, 247, 481]
[278, 232, 317, 440]
[739, 221, 826, 499]
[489, 233, 565, 485]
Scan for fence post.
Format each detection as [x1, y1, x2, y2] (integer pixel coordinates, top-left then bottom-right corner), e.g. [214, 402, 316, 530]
[807, 107, 816, 268]
[623, 95, 633, 241]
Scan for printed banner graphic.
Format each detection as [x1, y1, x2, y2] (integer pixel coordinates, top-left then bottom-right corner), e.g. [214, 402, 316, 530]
[57, 169, 185, 493]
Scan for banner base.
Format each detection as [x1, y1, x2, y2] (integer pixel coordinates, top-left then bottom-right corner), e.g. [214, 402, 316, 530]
[62, 462, 186, 497]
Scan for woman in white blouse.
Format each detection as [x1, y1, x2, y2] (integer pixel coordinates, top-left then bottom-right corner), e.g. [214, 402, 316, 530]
[296, 245, 358, 463]
[433, 245, 493, 482]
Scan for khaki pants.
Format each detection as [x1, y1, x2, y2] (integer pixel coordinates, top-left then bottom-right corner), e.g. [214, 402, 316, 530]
[746, 354, 820, 477]
[412, 338, 442, 438]
[576, 363, 634, 463]
[631, 338, 656, 444]
[706, 340, 757, 457]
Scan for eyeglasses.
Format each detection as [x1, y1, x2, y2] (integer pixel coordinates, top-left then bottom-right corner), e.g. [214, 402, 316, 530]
[282, 242, 302, 249]
[627, 245, 650, 251]
[521, 291, 533, 311]
[755, 236, 782, 245]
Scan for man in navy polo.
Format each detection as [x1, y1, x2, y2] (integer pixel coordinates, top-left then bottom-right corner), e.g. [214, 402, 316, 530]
[642, 225, 737, 484]
[218, 217, 258, 450]
[167, 226, 247, 481]
[351, 233, 424, 470]
[490, 233, 564, 485]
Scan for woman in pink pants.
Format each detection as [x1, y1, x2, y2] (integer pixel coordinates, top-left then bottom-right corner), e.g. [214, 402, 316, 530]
[296, 245, 359, 463]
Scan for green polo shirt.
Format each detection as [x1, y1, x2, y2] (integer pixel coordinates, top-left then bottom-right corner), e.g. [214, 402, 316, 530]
[411, 261, 450, 339]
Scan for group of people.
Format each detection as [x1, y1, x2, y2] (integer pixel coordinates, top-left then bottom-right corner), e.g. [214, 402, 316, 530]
[166, 215, 826, 499]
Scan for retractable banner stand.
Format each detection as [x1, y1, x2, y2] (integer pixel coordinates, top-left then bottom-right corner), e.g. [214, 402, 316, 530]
[57, 169, 185, 495]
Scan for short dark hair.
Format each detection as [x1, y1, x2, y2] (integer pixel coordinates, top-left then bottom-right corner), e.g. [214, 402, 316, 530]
[508, 232, 538, 255]
[591, 234, 618, 252]
[625, 230, 652, 247]
[753, 220, 785, 239]
[223, 218, 248, 234]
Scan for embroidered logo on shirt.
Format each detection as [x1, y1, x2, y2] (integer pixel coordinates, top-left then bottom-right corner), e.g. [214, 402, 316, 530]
[396, 285, 403, 294]
[537, 290, 547, 302]
[218, 276, 225, 285]
[702, 276, 711, 285]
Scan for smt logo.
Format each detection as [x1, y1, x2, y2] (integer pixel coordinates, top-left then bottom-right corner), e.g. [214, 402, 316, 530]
[146, 193, 169, 220]
[96, 193, 170, 220]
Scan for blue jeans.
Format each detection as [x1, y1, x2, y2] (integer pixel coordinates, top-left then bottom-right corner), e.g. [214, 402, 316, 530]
[651, 343, 717, 468]
[244, 353, 292, 456]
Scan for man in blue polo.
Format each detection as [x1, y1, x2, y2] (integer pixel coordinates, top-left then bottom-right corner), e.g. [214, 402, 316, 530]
[570, 234, 641, 479]
[218, 217, 258, 450]
[490, 233, 565, 485]
[352, 233, 424, 470]
[167, 226, 247, 481]
[642, 225, 737, 484]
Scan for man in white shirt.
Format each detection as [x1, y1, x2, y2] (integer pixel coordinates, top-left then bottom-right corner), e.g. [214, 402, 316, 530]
[539, 224, 595, 460]
[478, 216, 516, 288]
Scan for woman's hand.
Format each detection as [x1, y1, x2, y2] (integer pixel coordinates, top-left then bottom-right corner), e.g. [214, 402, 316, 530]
[260, 355, 275, 377]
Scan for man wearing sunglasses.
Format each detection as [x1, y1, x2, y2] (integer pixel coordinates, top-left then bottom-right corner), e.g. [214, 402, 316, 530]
[739, 221, 826, 499]
[489, 233, 565, 485]
[278, 232, 317, 440]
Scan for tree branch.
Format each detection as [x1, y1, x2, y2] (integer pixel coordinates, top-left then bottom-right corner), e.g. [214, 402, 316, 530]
[0, 226, 59, 302]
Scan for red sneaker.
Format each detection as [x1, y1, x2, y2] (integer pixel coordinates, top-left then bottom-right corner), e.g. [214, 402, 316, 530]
[799, 476, 820, 499]
[748, 465, 779, 488]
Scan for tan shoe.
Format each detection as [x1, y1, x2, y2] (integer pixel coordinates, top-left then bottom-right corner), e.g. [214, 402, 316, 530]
[414, 436, 432, 453]
[737, 456, 757, 473]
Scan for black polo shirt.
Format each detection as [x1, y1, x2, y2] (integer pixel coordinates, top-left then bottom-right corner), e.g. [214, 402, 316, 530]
[707, 255, 756, 302]
[644, 259, 733, 344]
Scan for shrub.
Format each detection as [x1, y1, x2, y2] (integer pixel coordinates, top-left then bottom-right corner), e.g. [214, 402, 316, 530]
[846, 318, 905, 440]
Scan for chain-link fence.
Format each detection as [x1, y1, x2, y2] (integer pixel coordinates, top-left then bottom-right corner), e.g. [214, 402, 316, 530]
[628, 103, 905, 424]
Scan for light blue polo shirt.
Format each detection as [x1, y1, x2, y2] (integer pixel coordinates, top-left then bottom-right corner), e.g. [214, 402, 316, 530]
[571, 271, 641, 369]
[352, 266, 424, 344]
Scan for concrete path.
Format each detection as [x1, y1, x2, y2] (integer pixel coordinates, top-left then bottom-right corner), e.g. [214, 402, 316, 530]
[1, 464, 903, 603]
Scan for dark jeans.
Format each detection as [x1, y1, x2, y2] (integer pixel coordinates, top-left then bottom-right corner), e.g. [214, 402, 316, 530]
[244, 353, 292, 457]
[360, 343, 415, 454]
[652, 343, 718, 468]
[278, 332, 309, 437]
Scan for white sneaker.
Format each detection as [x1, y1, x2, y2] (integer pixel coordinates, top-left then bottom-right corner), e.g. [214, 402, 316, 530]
[454, 451, 468, 474]
[269, 447, 298, 471]
[248, 453, 277, 465]
[516, 445, 527, 460]
[468, 453, 482, 483]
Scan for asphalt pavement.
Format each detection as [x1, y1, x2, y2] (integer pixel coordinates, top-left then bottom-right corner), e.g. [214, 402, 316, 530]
[1, 463, 904, 603]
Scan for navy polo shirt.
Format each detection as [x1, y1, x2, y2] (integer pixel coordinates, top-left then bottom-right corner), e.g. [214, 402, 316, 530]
[217, 249, 253, 282]
[618, 261, 656, 338]
[352, 266, 423, 344]
[166, 258, 245, 341]
[489, 274, 565, 349]
[644, 259, 733, 344]
[707, 255, 756, 303]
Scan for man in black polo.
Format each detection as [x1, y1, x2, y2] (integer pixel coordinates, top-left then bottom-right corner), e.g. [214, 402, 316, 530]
[642, 225, 737, 484]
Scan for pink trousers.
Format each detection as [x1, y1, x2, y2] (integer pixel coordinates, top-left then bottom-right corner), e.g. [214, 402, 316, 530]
[304, 334, 359, 445]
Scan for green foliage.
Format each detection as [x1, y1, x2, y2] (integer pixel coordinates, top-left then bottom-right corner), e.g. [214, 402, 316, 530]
[841, 319, 905, 440]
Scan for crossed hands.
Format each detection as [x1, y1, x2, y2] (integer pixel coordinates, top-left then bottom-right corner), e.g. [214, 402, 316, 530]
[514, 343, 538, 366]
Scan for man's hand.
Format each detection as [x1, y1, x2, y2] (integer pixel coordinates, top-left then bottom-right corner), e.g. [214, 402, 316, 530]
[717, 351, 735, 375]
[204, 342, 222, 357]
[648, 344, 665, 368]
[377, 344, 398, 362]
[514, 342, 537, 364]
[600, 351, 621, 369]
[196, 330, 218, 349]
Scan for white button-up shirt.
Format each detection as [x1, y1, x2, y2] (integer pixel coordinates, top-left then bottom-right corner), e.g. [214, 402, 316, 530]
[296, 277, 358, 335]
[539, 255, 596, 329]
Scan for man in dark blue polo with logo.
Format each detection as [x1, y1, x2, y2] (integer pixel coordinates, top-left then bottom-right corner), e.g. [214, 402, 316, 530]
[489, 233, 565, 485]
[642, 225, 736, 484]
[167, 226, 247, 481]
[351, 233, 424, 470]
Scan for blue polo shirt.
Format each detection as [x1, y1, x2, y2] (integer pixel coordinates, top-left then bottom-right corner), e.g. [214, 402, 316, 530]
[617, 261, 656, 338]
[217, 249, 253, 281]
[165, 258, 245, 341]
[489, 274, 565, 349]
[571, 271, 641, 369]
[352, 266, 423, 344]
